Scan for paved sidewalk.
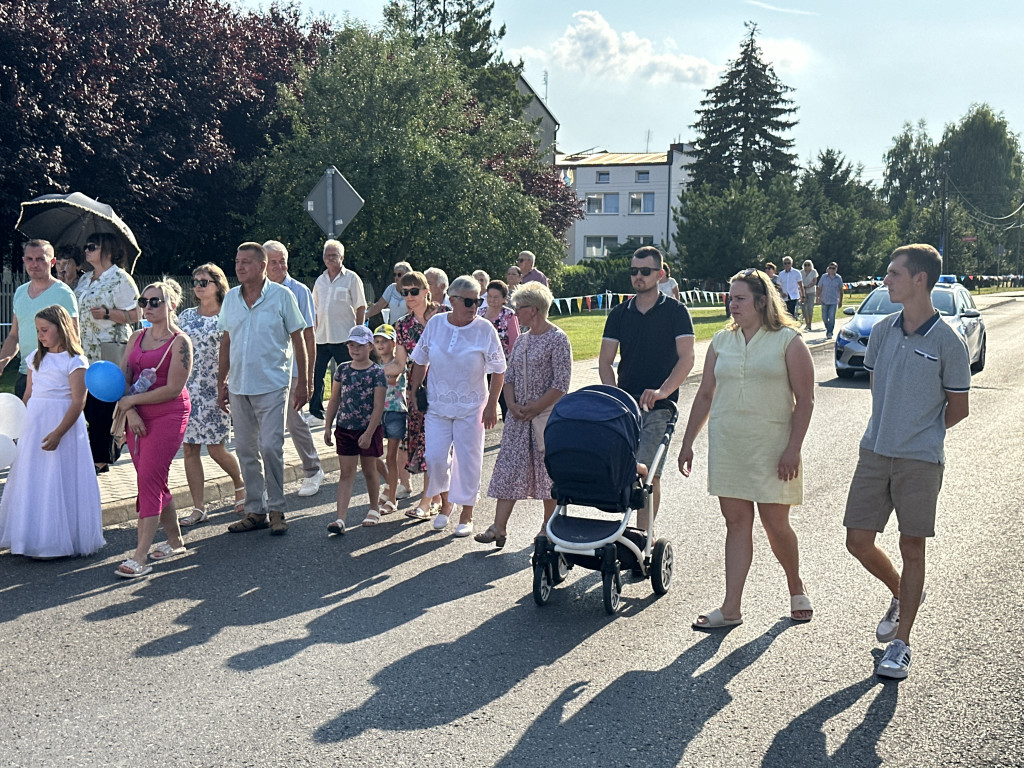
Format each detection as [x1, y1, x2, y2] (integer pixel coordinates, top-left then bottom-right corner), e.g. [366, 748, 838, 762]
[94, 320, 851, 526]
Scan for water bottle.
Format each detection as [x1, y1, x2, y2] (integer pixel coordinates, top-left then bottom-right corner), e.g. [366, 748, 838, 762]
[130, 368, 157, 395]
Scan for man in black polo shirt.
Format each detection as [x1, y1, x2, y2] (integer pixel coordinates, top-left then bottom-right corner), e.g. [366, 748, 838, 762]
[600, 246, 695, 528]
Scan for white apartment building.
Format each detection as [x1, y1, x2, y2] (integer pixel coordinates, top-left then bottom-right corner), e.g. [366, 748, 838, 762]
[557, 143, 693, 265]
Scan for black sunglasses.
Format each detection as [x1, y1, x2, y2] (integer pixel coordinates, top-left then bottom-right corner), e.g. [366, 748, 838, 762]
[193, 278, 211, 288]
[455, 297, 484, 308]
[401, 287, 422, 297]
[629, 267, 657, 277]
[138, 297, 165, 309]
[84, 243, 100, 253]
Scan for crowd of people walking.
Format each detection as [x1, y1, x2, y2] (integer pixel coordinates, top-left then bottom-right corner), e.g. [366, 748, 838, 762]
[0, 238, 970, 680]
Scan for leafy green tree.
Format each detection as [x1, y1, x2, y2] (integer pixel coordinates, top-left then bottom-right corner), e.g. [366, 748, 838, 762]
[252, 24, 567, 297]
[881, 120, 936, 215]
[688, 22, 798, 193]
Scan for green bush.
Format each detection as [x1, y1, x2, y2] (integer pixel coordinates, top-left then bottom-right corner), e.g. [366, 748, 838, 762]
[550, 264, 596, 297]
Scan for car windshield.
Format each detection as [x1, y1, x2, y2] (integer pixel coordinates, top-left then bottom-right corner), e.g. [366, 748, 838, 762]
[858, 288, 956, 317]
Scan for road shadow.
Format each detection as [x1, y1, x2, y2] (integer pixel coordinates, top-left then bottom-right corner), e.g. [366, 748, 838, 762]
[818, 376, 870, 389]
[490, 619, 790, 766]
[762, 654, 898, 767]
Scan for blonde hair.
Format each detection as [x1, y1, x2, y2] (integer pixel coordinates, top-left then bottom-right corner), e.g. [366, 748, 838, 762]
[33, 305, 83, 369]
[510, 281, 553, 315]
[725, 269, 801, 333]
[142, 277, 184, 321]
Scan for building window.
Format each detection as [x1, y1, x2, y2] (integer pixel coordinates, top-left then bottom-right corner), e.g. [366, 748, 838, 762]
[630, 191, 655, 214]
[584, 236, 618, 259]
[628, 235, 655, 246]
[596, 170, 610, 184]
[635, 170, 650, 183]
[585, 192, 619, 214]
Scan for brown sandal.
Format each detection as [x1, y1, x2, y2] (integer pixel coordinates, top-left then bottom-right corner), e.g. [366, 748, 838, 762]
[473, 525, 507, 549]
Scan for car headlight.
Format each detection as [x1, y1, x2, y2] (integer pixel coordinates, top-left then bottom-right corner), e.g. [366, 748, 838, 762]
[839, 327, 857, 341]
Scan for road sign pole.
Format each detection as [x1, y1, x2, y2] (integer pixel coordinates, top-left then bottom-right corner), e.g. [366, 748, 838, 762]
[326, 167, 336, 239]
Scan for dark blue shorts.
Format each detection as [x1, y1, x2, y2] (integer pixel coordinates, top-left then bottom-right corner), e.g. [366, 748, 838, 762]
[382, 411, 407, 440]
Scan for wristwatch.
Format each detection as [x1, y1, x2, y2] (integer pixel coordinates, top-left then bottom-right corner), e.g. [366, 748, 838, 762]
[104, 307, 110, 320]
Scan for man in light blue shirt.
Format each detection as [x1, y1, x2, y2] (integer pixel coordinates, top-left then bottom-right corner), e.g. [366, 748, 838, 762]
[218, 242, 307, 536]
[0, 240, 79, 398]
[264, 239, 324, 498]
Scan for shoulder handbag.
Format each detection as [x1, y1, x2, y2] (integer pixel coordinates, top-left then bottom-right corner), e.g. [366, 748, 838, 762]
[111, 332, 179, 442]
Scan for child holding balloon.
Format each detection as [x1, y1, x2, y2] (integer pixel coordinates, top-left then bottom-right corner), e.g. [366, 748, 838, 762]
[0, 305, 105, 558]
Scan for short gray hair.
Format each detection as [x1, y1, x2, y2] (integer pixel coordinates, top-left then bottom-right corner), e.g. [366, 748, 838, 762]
[424, 267, 449, 289]
[263, 240, 288, 260]
[394, 261, 412, 276]
[518, 250, 536, 267]
[510, 281, 553, 315]
[323, 239, 344, 257]
[472, 269, 490, 287]
[448, 275, 481, 297]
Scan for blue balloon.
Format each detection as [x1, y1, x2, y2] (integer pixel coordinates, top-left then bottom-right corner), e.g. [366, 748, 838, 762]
[84, 361, 127, 402]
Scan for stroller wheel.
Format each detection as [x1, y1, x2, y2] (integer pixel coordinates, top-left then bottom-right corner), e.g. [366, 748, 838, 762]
[651, 538, 674, 595]
[551, 554, 570, 585]
[533, 563, 553, 606]
[602, 568, 622, 614]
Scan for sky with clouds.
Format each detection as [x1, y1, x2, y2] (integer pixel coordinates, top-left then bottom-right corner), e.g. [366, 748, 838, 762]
[314, 1, 1023, 198]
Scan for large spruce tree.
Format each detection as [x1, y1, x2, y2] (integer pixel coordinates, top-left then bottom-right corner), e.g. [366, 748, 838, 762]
[688, 23, 798, 192]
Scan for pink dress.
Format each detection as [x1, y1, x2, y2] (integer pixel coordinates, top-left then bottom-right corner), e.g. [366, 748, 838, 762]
[125, 331, 191, 519]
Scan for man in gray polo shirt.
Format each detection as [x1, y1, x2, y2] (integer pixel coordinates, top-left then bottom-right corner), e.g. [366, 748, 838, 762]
[843, 243, 971, 680]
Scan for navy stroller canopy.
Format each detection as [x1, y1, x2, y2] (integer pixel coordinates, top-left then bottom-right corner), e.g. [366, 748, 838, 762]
[544, 385, 642, 511]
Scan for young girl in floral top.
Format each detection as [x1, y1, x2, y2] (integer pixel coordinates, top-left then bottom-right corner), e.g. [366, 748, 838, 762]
[324, 326, 387, 532]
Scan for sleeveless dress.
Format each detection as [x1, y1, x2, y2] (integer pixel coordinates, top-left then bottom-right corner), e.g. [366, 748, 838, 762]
[125, 331, 191, 519]
[707, 326, 802, 505]
[0, 351, 105, 557]
[178, 307, 231, 444]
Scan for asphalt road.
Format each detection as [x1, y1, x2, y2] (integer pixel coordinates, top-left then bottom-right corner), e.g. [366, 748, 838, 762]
[2, 297, 1022, 767]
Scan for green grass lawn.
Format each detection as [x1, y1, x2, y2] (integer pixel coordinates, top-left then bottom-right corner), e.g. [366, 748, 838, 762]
[553, 308, 734, 360]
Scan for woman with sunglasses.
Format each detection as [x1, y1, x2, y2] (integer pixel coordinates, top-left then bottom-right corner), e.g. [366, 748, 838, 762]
[176, 264, 246, 525]
[392, 271, 447, 519]
[366, 261, 413, 324]
[408, 276, 505, 538]
[114, 279, 193, 577]
[74, 232, 140, 473]
[678, 268, 815, 628]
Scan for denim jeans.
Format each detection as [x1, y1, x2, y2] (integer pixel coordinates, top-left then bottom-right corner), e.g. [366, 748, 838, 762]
[822, 303, 838, 336]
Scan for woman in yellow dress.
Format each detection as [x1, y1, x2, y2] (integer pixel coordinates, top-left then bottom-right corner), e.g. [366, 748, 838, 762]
[678, 268, 815, 629]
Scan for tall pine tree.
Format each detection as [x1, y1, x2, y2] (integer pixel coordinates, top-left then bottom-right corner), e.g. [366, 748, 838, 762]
[688, 23, 798, 192]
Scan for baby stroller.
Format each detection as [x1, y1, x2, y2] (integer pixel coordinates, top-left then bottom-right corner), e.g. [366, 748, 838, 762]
[532, 385, 678, 614]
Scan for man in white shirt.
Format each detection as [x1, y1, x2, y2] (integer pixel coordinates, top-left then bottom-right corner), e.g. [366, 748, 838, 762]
[309, 239, 365, 423]
[776, 256, 802, 318]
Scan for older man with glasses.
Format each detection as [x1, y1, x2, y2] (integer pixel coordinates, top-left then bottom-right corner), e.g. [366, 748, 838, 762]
[516, 250, 548, 287]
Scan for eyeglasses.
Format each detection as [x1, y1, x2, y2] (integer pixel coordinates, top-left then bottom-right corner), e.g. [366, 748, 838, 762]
[193, 278, 211, 288]
[137, 297, 165, 309]
[401, 287, 422, 297]
[455, 297, 484, 308]
[84, 243, 100, 253]
[516, 258, 528, 263]
[629, 267, 657, 277]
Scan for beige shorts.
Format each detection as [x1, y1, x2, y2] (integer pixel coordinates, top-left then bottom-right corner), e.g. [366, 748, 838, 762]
[843, 447, 944, 538]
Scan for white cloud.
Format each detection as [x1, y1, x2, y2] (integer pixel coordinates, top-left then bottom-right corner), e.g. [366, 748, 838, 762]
[514, 11, 717, 86]
[759, 37, 813, 73]
[747, 1, 818, 16]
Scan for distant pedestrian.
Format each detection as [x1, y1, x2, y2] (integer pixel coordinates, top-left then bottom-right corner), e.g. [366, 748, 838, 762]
[473, 270, 490, 290]
[506, 265, 522, 291]
[265, 240, 325, 498]
[658, 263, 680, 301]
[817, 262, 844, 339]
[218, 243, 308, 536]
[367, 260, 413, 325]
[309, 239, 365, 424]
[844, 244, 971, 680]
[516, 251, 548, 286]
[425, 267, 452, 309]
[372, 324, 407, 516]
[776, 257, 801, 319]
[478, 279, 519, 420]
[324, 326, 387, 532]
[799, 260, 818, 331]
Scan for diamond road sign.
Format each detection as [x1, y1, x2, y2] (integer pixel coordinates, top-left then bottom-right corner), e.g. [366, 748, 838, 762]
[304, 166, 364, 238]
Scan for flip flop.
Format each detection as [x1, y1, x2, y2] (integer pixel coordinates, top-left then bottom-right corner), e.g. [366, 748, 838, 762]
[790, 593, 814, 622]
[692, 608, 743, 630]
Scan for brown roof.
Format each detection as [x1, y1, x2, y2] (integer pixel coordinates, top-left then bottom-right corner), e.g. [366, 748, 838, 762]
[557, 152, 668, 166]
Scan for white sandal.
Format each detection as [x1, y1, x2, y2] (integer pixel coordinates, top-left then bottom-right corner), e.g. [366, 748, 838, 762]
[178, 507, 208, 526]
[362, 509, 382, 527]
[380, 498, 398, 515]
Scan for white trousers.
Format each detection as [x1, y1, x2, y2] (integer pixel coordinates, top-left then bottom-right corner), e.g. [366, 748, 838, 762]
[423, 409, 485, 506]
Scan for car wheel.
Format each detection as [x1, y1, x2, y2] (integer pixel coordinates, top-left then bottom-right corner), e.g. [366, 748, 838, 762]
[836, 367, 855, 379]
[971, 334, 986, 374]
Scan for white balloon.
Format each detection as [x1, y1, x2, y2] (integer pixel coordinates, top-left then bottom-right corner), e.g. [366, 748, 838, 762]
[0, 392, 27, 439]
[0, 434, 16, 469]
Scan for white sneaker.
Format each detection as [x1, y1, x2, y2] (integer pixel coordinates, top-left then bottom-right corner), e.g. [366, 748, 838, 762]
[305, 414, 325, 427]
[432, 513, 450, 530]
[297, 469, 325, 497]
[453, 522, 474, 537]
[396, 483, 411, 499]
[876, 639, 912, 679]
[876, 588, 926, 643]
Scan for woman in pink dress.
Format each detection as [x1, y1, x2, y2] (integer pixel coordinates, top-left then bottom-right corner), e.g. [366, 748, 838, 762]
[114, 279, 193, 578]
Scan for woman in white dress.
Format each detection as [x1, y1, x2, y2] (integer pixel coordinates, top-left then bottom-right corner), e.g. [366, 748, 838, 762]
[0, 305, 104, 557]
[408, 276, 506, 538]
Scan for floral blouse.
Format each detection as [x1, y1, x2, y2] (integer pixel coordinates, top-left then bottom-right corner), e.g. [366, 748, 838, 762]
[478, 305, 520, 360]
[74, 267, 139, 362]
[334, 362, 387, 431]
